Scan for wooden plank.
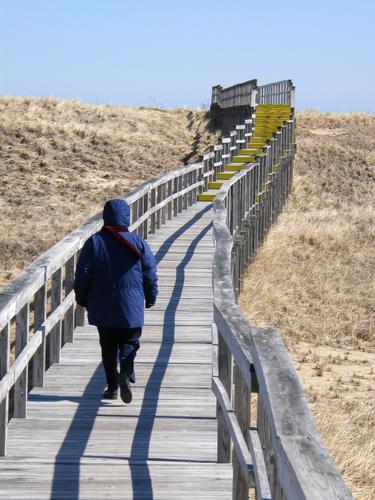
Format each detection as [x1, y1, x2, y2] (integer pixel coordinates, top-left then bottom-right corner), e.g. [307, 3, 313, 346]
[63, 255, 75, 345]
[32, 284, 46, 387]
[248, 428, 272, 500]
[49, 268, 63, 365]
[217, 330, 232, 463]
[14, 303, 29, 418]
[212, 377, 255, 488]
[0, 322, 10, 455]
[0, 331, 43, 404]
[0, 463, 232, 500]
[233, 363, 250, 500]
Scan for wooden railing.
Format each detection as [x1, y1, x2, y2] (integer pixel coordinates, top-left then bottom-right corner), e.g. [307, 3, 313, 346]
[0, 161, 221, 456]
[211, 111, 353, 498]
[258, 80, 296, 106]
[211, 79, 295, 109]
[211, 80, 258, 108]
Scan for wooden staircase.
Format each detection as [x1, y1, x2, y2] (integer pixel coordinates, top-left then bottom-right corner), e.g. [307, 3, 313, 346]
[198, 104, 293, 202]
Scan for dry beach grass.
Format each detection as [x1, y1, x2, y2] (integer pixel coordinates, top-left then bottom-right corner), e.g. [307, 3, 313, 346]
[240, 111, 375, 499]
[0, 96, 218, 287]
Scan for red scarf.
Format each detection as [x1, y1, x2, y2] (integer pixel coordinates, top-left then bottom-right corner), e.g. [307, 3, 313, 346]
[102, 225, 143, 260]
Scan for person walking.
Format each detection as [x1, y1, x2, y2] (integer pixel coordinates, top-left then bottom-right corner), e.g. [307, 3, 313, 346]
[74, 198, 158, 404]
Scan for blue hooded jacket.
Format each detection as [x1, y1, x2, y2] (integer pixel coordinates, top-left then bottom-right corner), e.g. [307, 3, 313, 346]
[74, 199, 158, 328]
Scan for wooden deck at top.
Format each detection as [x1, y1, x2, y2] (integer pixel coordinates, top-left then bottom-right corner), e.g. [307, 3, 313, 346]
[0, 203, 232, 499]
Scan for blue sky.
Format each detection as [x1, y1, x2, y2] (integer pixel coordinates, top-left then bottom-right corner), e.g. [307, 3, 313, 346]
[1, 0, 374, 112]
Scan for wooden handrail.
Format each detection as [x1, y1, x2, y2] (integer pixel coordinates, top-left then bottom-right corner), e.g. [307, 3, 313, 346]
[211, 115, 352, 498]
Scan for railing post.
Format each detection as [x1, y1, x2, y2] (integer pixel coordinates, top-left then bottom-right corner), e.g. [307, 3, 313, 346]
[187, 172, 193, 206]
[63, 256, 75, 345]
[230, 130, 238, 160]
[222, 137, 231, 169]
[167, 180, 173, 219]
[33, 283, 47, 387]
[214, 144, 223, 176]
[178, 175, 184, 212]
[156, 185, 162, 228]
[183, 174, 188, 210]
[14, 303, 29, 418]
[0, 322, 10, 455]
[233, 364, 250, 500]
[236, 125, 245, 153]
[173, 177, 178, 216]
[217, 330, 232, 463]
[49, 268, 63, 366]
[192, 169, 198, 204]
[143, 193, 149, 237]
[150, 188, 156, 234]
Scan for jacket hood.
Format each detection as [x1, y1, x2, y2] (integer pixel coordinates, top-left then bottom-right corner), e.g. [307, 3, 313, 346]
[103, 199, 130, 227]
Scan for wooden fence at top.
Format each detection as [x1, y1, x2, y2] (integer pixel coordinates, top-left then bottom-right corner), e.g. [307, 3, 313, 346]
[0, 78, 353, 499]
[211, 78, 295, 108]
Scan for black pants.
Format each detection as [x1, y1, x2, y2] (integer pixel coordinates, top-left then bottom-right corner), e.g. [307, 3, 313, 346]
[98, 327, 142, 391]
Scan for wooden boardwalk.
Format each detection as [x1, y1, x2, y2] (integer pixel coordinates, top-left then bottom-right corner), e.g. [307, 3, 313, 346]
[0, 203, 232, 499]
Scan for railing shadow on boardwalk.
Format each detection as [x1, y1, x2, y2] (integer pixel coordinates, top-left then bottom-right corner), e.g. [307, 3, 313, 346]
[44, 203, 212, 500]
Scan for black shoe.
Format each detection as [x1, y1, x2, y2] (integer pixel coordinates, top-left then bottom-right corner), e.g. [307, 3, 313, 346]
[118, 367, 132, 404]
[102, 388, 118, 400]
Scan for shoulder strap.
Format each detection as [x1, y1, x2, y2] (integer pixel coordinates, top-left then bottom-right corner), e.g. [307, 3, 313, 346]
[102, 226, 143, 260]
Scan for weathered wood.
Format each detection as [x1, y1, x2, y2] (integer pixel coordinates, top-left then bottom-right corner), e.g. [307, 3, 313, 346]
[233, 364, 250, 500]
[248, 428, 272, 500]
[211, 127, 352, 500]
[49, 268, 62, 366]
[63, 256, 75, 345]
[212, 377, 254, 488]
[214, 304, 253, 391]
[217, 330, 232, 463]
[32, 284, 47, 387]
[0, 322, 10, 455]
[14, 303, 29, 418]
[0, 331, 43, 404]
[251, 327, 353, 499]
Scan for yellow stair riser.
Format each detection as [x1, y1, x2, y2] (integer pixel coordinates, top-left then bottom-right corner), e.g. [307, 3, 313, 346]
[255, 118, 286, 121]
[231, 155, 256, 163]
[208, 181, 223, 189]
[257, 107, 291, 111]
[256, 118, 287, 121]
[240, 149, 263, 155]
[225, 165, 248, 171]
[248, 141, 269, 146]
[254, 129, 280, 133]
[256, 115, 291, 120]
[218, 172, 236, 180]
[255, 123, 284, 128]
[198, 193, 216, 202]
[256, 111, 291, 115]
[255, 125, 281, 129]
[256, 117, 290, 121]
